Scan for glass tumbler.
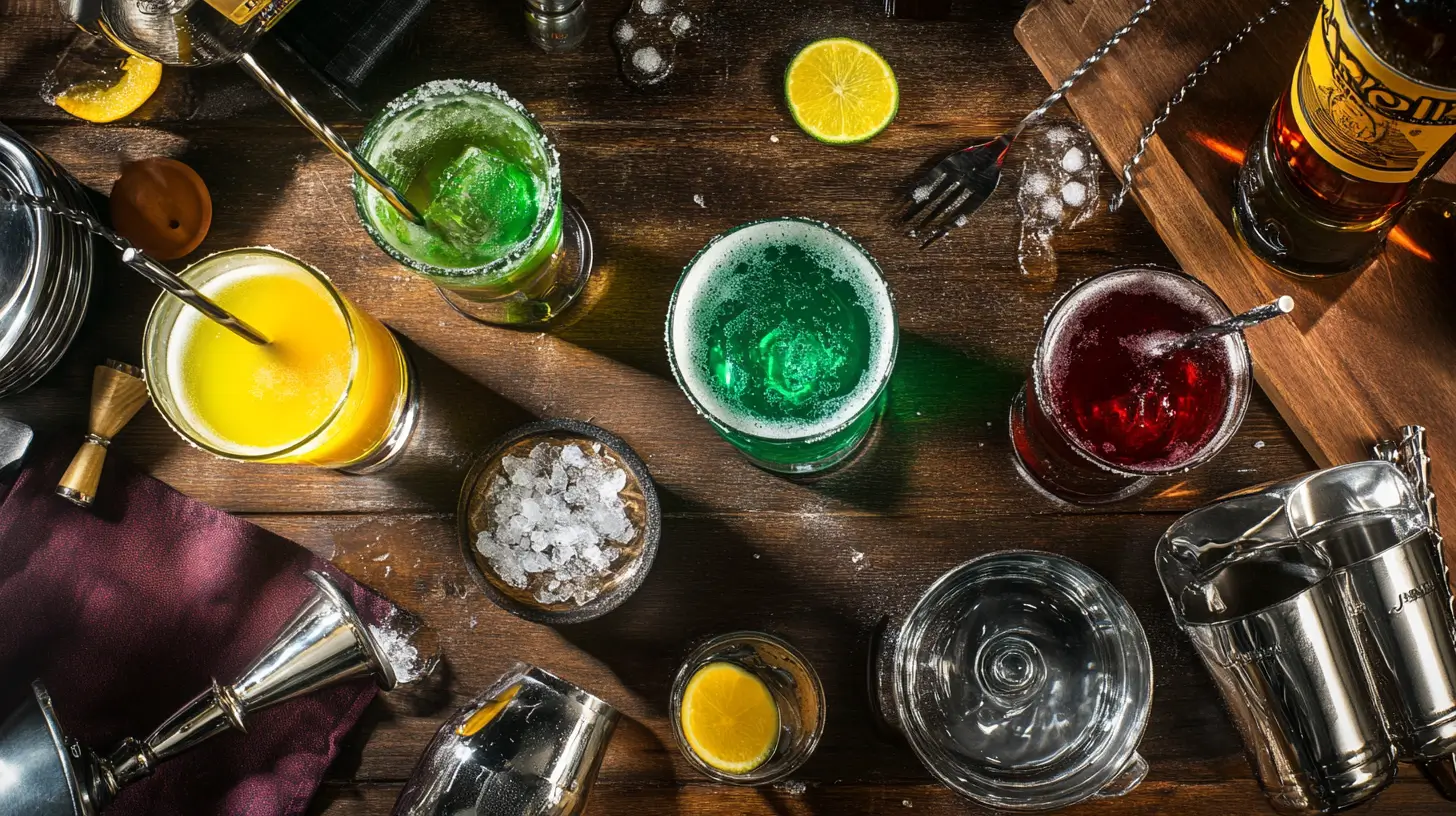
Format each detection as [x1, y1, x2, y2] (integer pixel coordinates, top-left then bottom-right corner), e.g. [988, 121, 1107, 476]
[669, 631, 826, 785]
[1009, 266, 1252, 504]
[143, 247, 417, 472]
[354, 80, 594, 326]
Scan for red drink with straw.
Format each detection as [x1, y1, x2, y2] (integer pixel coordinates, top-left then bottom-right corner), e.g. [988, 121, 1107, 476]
[1010, 267, 1252, 504]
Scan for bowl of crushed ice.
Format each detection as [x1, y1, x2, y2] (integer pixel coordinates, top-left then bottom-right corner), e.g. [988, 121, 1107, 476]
[459, 419, 661, 623]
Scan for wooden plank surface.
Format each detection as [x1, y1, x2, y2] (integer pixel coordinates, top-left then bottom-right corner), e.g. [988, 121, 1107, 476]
[6, 0, 1447, 812]
[1016, 0, 1456, 503]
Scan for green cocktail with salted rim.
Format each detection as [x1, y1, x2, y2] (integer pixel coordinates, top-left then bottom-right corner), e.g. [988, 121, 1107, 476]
[666, 217, 898, 474]
[354, 80, 593, 326]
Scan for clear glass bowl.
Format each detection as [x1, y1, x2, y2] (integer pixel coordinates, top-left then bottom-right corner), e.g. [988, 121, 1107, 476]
[890, 551, 1153, 811]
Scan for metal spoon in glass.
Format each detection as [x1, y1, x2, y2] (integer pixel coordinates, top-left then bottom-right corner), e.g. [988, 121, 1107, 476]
[1, 182, 270, 346]
[1158, 295, 1294, 355]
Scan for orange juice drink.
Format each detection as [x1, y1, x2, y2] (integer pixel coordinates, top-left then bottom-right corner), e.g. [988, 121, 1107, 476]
[143, 248, 416, 471]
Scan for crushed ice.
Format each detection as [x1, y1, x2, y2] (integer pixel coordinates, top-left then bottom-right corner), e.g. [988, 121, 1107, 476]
[1016, 121, 1101, 278]
[475, 442, 637, 606]
[368, 608, 437, 685]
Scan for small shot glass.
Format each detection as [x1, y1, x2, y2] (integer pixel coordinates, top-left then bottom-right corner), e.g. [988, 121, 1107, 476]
[669, 631, 826, 785]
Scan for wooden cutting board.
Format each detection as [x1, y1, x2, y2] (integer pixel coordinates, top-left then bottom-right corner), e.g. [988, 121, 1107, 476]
[1015, 0, 1456, 502]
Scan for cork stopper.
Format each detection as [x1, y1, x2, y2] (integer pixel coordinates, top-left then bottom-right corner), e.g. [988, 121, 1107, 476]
[57, 360, 148, 508]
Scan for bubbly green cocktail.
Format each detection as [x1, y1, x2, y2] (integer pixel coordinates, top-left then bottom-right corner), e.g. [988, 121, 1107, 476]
[667, 218, 898, 473]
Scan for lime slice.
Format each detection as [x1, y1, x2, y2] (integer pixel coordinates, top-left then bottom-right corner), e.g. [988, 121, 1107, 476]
[785, 38, 898, 145]
[56, 55, 162, 124]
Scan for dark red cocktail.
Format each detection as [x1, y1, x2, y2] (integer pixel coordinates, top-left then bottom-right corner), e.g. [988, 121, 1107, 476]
[1010, 267, 1251, 503]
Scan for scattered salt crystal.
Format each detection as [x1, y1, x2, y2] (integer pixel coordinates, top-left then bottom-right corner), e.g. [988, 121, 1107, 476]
[384, 565, 392, 577]
[1062, 181, 1087, 207]
[753, 553, 761, 560]
[774, 780, 807, 795]
[693, 193, 706, 208]
[850, 550, 865, 564]
[475, 442, 637, 607]
[1040, 196, 1063, 220]
[670, 13, 691, 35]
[639, 0, 663, 13]
[469, 615, 478, 629]
[1254, 440, 1266, 449]
[1046, 127, 1071, 143]
[1061, 147, 1086, 172]
[769, 134, 780, 143]
[902, 800, 914, 808]
[372, 552, 391, 562]
[616, 21, 634, 42]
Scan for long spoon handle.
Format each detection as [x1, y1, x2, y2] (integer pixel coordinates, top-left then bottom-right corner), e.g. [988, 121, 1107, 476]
[0, 182, 270, 346]
[238, 54, 425, 226]
[1170, 295, 1294, 352]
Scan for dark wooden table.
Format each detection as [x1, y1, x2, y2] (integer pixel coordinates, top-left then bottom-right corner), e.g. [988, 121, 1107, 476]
[3, 0, 1448, 812]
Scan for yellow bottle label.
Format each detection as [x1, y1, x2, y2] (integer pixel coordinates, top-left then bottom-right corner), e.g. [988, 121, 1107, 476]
[203, 0, 304, 29]
[1291, 0, 1456, 183]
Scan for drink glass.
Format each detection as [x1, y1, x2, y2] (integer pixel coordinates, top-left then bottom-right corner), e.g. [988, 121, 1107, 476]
[143, 247, 417, 472]
[665, 217, 898, 474]
[669, 631, 825, 785]
[354, 80, 593, 326]
[1009, 266, 1251, 504]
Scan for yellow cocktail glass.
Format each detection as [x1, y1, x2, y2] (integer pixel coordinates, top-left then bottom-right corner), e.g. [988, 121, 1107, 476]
[143, 247, 417, 471]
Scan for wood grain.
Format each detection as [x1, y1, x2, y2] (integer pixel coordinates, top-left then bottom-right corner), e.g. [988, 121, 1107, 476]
[6, 0, 1444, 812]
[1016, 0, 1456, 506]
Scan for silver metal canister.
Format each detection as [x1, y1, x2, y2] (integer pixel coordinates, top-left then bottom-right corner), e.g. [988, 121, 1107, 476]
[1159, 503, 1395, 815]
[1290, 463, 1456, 760]
[392, 663, 617, 816]
[524, 0, 588, 53]
[1159, 427, 1456, 814]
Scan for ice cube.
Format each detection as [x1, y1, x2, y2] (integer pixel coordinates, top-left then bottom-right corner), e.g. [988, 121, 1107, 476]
[424, 147, 539, 254]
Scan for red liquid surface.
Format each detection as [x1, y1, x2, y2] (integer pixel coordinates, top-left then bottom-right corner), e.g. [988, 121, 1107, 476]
[1042, 275, 1239, 471]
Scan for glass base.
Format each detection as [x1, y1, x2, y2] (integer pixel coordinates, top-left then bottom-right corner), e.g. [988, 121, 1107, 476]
[736, 409, 885, 477]
[338, 349, 420, 475]
[1231, 118, 1391, 278]
[438, 198, 595, 327]
[1007, 389, 1151, 506]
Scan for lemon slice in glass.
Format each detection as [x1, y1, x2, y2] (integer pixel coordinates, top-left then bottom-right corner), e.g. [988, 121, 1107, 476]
[680, 661, 780, 774]
[56, 55, 162, 124]
[785, 38, 898, 145]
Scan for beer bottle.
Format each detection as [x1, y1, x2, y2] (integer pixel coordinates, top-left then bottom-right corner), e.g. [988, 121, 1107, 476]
[1233, 0, 1456, 277]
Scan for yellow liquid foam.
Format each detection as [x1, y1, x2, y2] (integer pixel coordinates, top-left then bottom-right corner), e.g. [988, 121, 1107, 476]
[167, 256, 406, 465]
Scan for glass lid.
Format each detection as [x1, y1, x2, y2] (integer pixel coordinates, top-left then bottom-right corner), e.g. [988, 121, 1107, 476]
[892, 551, 1153, 811]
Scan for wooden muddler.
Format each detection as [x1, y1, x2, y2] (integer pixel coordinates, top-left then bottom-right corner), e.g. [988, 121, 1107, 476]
[57, 360, 149, 508]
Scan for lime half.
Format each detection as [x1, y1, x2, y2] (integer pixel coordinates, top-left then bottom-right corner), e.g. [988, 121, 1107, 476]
[785, 38, 898, 145]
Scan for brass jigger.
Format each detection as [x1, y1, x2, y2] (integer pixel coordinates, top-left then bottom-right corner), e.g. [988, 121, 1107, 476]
[0, 570, 399, 816]
[56, 360, 148, 508]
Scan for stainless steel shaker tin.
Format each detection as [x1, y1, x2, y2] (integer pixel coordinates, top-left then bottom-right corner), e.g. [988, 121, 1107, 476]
[1158, 440, 1456, 815]
[392, 663, 618, 816]
[875, 551, 1153, 812]
[0, 124, 96, 399]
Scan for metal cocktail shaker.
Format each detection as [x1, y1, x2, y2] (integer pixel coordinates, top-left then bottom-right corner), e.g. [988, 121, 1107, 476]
[392, 663, 618, 816]
[1158, 426, 1456, 814]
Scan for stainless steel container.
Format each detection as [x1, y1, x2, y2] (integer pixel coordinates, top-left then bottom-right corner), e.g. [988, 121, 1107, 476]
[874, 551, 1153, 811]
[0, 124, 96, 399]
[393, 663, 618, 816]
[525, 0, 588, 53]
[1158, 427, 1456, 814]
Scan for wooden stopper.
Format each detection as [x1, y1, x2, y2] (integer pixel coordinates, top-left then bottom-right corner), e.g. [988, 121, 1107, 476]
[57, 360, 148, 508]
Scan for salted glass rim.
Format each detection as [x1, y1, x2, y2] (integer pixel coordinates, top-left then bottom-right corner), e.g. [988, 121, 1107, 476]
[352, 79, 563, 282]
[663, 216, 899, 445]
[1030, 265, 1253, 478]
[142, 246, 360, 462]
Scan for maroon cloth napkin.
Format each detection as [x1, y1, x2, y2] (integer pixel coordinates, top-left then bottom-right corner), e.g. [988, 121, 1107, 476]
[0, 443, 393, 816]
